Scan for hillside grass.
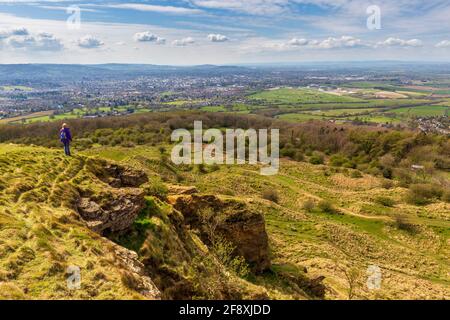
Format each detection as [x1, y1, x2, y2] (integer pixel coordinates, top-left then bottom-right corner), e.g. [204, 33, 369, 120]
[0, 144, 155, 299]
[86, 144, 449, 299]
[1, 137, 449, 299]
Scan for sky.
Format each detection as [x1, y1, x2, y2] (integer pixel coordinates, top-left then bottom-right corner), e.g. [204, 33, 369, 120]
[1, 0, 450, 65]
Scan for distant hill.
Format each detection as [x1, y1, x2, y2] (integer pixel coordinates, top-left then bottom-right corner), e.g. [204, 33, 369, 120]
[0, 64, 254, 83]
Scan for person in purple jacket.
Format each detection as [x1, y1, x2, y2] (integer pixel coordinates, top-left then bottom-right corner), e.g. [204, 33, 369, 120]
[60, 123, 73, 156]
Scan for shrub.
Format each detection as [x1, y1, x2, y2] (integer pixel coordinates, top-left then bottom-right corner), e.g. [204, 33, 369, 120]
[262, 189, 279, 203]
[144, 179, 168, 200]
[330, 154, 347, 167]
[309, 152, 324, 165]
[394, 214, 417, 233]
[120, 140, 135, 148]
[281, 147, 296, 158]
[302, 199, 315, 212]
[212, 237, 250, 278]
[442, 191, 450, 203]
[294, 151, 305, 162]
[394, 168, 413, 187]
[197, 163, 206, 174]
[405, 183, 443, 205]
[318, 200, 338, 214]
[381, 180, 394, 189]
[350, 170, 362, 178]
[343, 161, 356, 169]
[375, 196, 395, 207]
[382, 167, 393, 179]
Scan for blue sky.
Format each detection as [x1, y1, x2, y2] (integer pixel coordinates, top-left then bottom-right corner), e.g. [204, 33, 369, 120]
[1, 0, 450, 64]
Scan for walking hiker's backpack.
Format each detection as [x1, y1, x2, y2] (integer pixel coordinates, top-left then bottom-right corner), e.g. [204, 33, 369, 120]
[60, 129, 67, 141]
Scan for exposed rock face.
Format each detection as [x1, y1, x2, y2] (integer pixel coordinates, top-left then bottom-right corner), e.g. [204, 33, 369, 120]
[217, 211, 270, 273]
[169, 194, 271, 273]
[77, 188, 145, 234]
[88, 159, 148, 188]
[112, 243, 161, 299]
[75, 161, 148, 234]
[167, 185, 198, 195]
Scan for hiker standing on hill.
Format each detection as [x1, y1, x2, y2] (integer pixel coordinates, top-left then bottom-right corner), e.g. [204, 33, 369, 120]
[60, 123, 72, 156]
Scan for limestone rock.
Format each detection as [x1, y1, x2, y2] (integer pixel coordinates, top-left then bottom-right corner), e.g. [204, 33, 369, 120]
[112, 243, 161, 299]
[77, 188, 145, 234]
[169, 194, 271, 273]
[88, 159, 148, 188]
[167, 185, 198, 195]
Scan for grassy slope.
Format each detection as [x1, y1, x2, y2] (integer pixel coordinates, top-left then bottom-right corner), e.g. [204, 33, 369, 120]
[0, 145, 152, 299]
[1, 143, 449, 299]
[0, 144, 312, 300]
[87, 145, 450, 300]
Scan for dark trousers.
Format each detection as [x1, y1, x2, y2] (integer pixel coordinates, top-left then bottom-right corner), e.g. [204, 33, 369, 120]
[63, 141, 71, 156]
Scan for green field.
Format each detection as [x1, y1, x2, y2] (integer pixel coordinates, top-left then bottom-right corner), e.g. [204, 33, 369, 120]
[277, 113, 328, 122]
[164, 99, 205, 106]
[433, 90, 450, 95]
[200, 105, 227, 112]
[389, 105, 449, 117]
[248, 88, 364, 104]
[11, 106, 145, 124]
[233, 86, 445, 125]
[305, 108, 382, 116]
[1, 85, 33, 91]
[349, 115, 402, 124]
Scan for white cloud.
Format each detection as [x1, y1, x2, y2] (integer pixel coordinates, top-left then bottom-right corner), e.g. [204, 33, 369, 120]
[316, 36, 363, 49]
[0, 26, 29, 38]
[243, 35, 365, 54]
[172, 37, 195, 46]
[377, 37, 423, 47]
[288, 38, 308, 46]
[37, 5, 98, 13]
[190, 0, 287, 15]
[285, 36, 363, 49]
[435, 40, 450, 48]
[1, 27, 63, 51]
[207, 34, 229, 42]
[77, 35, 104, 48]
[96, 3, 203, 15]
[133, 32, 166, 44]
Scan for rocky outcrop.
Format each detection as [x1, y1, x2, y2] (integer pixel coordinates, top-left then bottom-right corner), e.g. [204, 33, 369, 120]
[77, 188, 145, 234]
[217, 210, 271, 273]
[112, 243, 161, 299]
[168, 194, 271, 273]
[167, 185, 198, 195]
[75, 160, 148, 234]
[88, 159, 148, 188]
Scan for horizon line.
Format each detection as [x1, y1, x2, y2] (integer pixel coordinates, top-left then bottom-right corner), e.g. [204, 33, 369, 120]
[2, 60, 450, 67]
